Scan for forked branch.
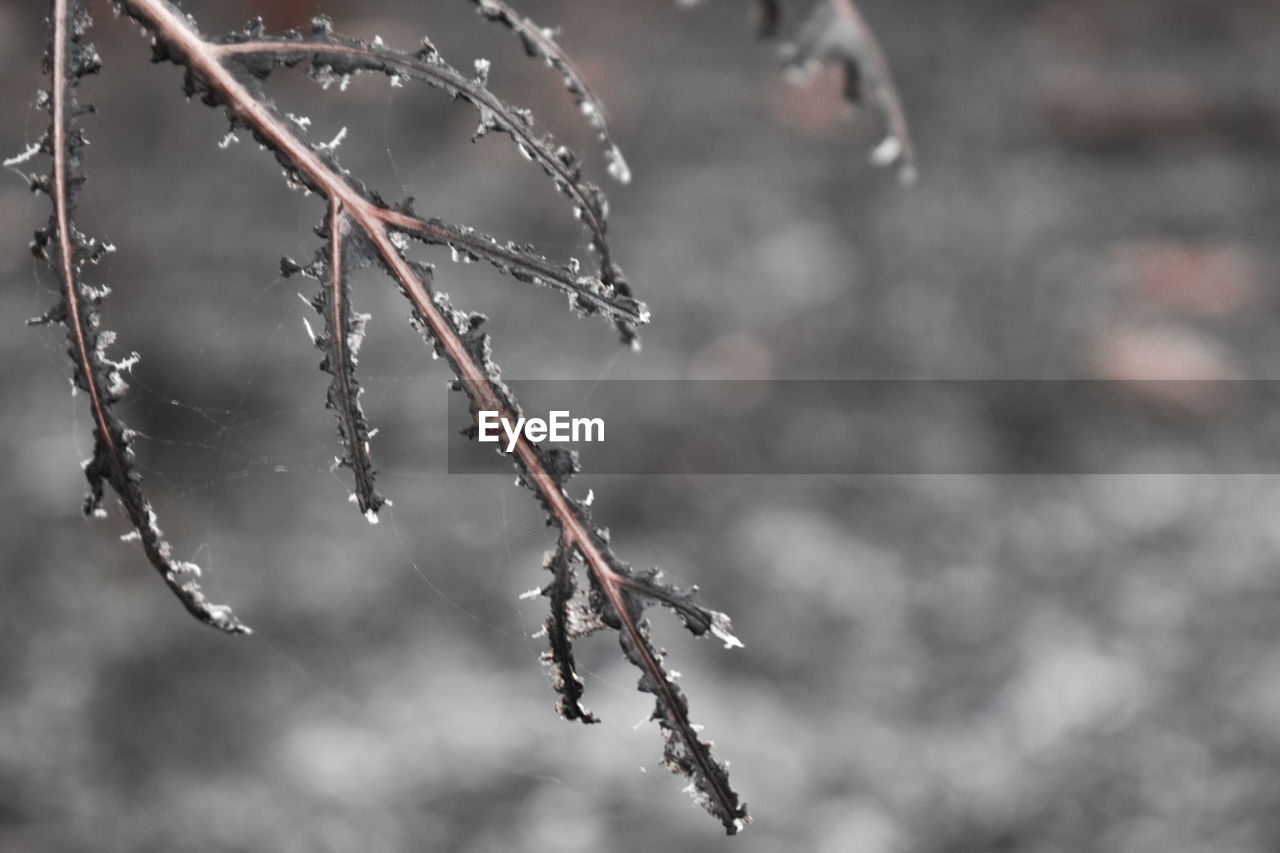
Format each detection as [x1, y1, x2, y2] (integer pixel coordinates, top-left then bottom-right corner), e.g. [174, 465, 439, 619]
[212, 15, 641, 344]
[28, 0, 747, 832]
[27, 0, 248, 633]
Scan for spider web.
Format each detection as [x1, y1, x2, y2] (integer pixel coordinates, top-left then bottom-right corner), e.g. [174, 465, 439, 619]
[126, 54, 675, 777]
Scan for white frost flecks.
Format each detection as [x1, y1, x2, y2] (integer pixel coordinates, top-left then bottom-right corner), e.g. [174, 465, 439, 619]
[709, 611, 744, 649]
[316, 126, 348, 154]
[4, 141, 41, 168]
[869, 134, 902, 167]
[870, 135, 918, 185]
[346, 312, 370, 358]
[113, 352, 141, 374]
[605, 144, 631, 185]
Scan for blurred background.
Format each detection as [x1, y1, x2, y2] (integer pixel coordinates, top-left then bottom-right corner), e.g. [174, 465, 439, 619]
[3, 0, 1280, 850]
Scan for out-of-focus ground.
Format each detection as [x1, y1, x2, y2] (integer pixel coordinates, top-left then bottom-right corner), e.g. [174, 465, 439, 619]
[3, 1, 1280, 850]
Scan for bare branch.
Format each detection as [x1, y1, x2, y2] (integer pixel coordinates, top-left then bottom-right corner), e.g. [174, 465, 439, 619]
[382, 207, 648, 326]
[212, 22, 634, 316]
[86, 0, 744, 829]
[538, 537, 602, 723]
[282, 199, 385, 519]
[783, 0, 917, 184]
[469, 0, 632, 184]
[31, 0, 248, 634]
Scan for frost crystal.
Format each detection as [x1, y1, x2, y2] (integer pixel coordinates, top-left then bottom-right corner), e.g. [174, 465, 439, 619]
[708, 611, 744, 649]
[316, 126, 348, 153]
[870, 134, 902, 166]
[3, 141, 41, 168]
[605, 145, 632, 185]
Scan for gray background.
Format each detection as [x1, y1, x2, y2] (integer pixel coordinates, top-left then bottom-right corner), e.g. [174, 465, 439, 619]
[3, 0, 1280, 850]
